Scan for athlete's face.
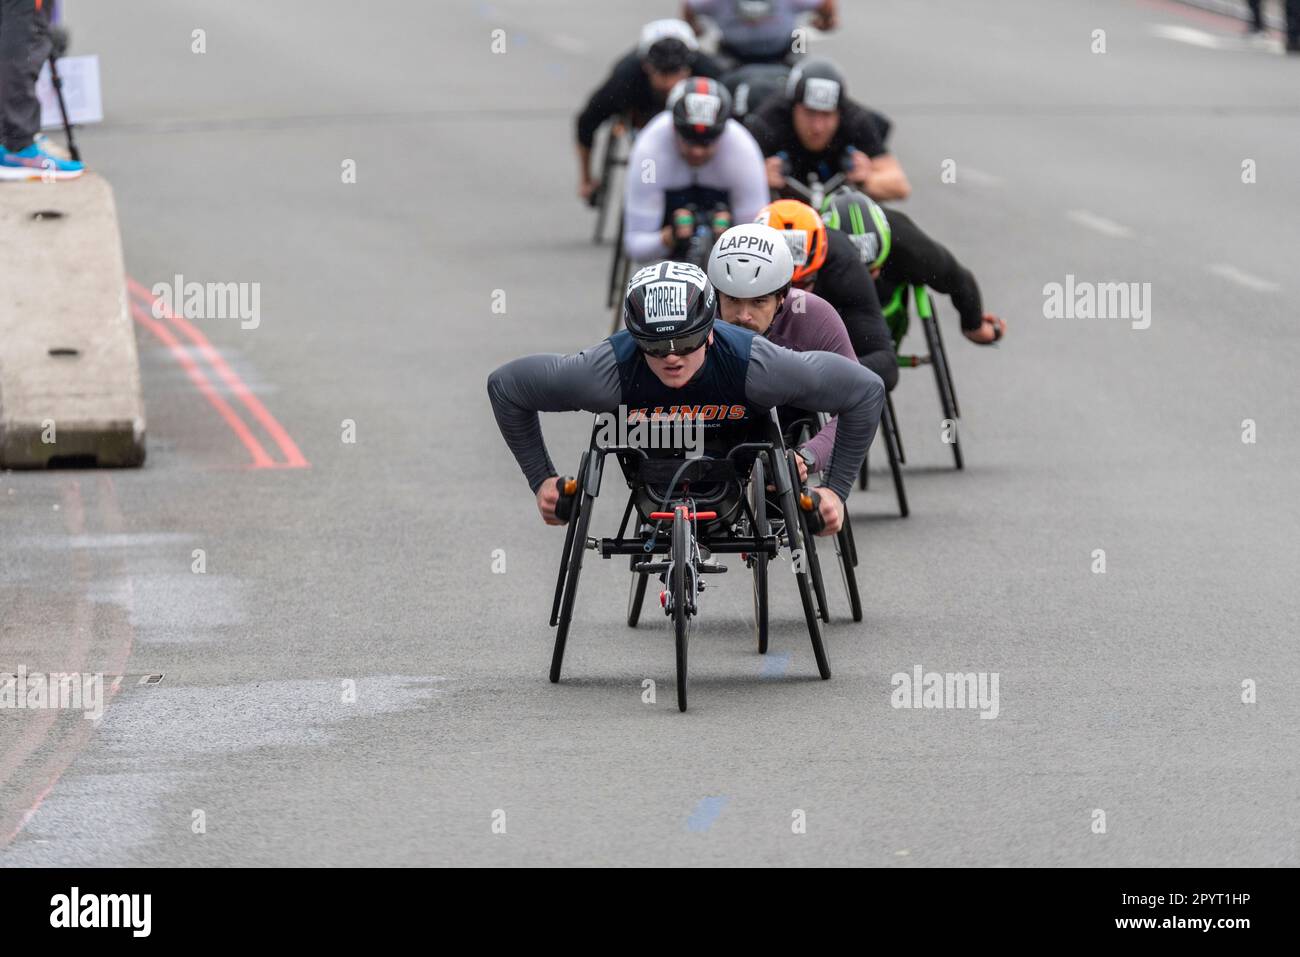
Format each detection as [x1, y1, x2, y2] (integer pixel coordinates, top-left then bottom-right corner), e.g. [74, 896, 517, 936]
[647, 65, 690, 97]
[719, 292, 782, 335]
[792, 103, 840, 153]
[644, 332, 712, 388]
[676, 134, 719, 167]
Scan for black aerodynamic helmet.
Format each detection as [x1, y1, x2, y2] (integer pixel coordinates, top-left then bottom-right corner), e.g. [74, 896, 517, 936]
[786, 58, 847, 112]
[667, 77, 733, 144]
[822, 189, 892, 271]
[723, 62, 789, 119]
[638, 19, 699, 73]
[623, 261, 717, 357]
[645, 37, 692, 73]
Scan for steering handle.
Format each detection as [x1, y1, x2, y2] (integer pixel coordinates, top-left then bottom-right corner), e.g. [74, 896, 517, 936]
[554, 475, 579, 524]
[799, 486, 825, 535]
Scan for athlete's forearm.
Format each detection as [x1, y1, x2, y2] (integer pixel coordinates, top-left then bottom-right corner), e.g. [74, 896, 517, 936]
[623, 170, 670, 259]
[577, 144, 593, 184]
[943, 264, 985, 331]
[576, 75, 622, 149]
[624, 225, 670, 261]
[916, 241, 985, 331]
[731, 135, 772, 223]
[486, 346, 621, 493]
[865, 155, 911, 201]
[804, 416, 837, 473]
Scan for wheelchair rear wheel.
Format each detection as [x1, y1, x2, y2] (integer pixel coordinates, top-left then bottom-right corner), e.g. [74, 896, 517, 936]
[749, 455, 770, 653]
[777, 452, 831, 679]
[550, 484, 596, 684]
[788, 455, 831, 624]
[835, 514, 863, 622]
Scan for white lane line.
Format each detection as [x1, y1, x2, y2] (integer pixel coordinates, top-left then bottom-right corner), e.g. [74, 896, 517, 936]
[1150, 24, 1227, 48]
[1148, 24, 1264, 50]
[1067, 210, 1135, 239]
[547, 33, 587, 53]
[1210, 263, 1281, 293]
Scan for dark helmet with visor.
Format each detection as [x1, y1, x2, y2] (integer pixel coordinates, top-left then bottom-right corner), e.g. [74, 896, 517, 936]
[623, 261, 717, 357]
[668, 77, 733, 144]
[786, 58, 846, 112]
[822, 189, 892, 270]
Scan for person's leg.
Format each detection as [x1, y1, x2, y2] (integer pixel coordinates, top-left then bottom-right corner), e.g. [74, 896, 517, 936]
[1288, 0, 1300, 49]
[859, 347, 898, 394]
[1246, 0, 1265, 32]
[0, 0, 52, 153]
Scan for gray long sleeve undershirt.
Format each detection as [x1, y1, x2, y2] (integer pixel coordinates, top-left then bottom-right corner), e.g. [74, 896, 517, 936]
[486, 336, 884, 502]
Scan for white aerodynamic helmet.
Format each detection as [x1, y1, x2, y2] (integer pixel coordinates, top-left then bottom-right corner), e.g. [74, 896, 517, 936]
[637, 19, 699, 59]
[707, 223, 795, 298]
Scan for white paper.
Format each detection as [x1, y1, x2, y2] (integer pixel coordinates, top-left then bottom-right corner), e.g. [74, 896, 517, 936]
[37, 54, 103, 129]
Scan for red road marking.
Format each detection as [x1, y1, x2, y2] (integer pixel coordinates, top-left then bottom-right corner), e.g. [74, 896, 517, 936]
[1136, 0, 1270, 32]
[0, 479, 136, 848]
[0, 483, 86, 818]
[126, 277, 309, 468]
[128, 299, 277, 468]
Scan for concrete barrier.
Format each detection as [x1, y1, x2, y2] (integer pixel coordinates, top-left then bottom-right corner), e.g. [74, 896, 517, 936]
[0, 173, 145, 467]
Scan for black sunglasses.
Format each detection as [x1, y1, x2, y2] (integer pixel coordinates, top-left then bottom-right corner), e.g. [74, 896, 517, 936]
[634, 328, 710, 358]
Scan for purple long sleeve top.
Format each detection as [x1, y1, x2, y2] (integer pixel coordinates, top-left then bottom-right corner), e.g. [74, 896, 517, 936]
[762, 288, 859, 471]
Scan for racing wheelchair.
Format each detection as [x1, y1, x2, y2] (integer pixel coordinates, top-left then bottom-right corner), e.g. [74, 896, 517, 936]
[868, 283, 963, 483]
[780, 411, 864, 623]
[590, 115, 632, 249]
[548, 409, 834, 712]
[781, 161, 910, 518]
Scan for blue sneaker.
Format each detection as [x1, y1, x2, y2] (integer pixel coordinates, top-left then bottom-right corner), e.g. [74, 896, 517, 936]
[0, 141, 85, 181]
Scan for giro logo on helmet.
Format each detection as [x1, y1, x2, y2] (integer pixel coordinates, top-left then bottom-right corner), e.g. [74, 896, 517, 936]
[643, 281, 690, 322]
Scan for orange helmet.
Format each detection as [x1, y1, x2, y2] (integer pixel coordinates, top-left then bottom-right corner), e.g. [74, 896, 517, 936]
[755, 199, 827, 284]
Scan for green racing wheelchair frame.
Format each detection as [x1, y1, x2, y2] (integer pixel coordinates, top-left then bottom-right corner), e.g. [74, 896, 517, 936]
[860, 284, 963, 501]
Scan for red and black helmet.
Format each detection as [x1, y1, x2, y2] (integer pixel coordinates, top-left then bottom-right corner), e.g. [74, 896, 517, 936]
[667, 77, 733, 145]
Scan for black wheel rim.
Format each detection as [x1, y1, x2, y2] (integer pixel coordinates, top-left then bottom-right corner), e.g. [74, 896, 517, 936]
[672, 510, 690, 712]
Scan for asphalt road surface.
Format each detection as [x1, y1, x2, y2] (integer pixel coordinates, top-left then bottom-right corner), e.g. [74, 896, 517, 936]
[2, 0, 1298, 866]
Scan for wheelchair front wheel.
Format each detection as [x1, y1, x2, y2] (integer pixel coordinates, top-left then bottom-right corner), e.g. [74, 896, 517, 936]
[671, 508, 691, 712]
